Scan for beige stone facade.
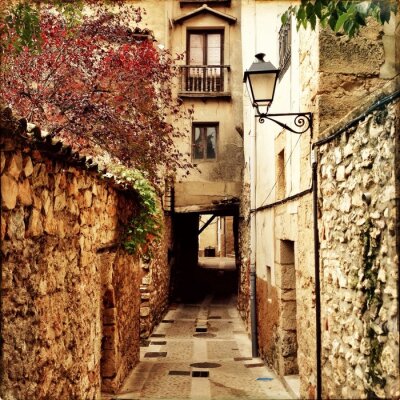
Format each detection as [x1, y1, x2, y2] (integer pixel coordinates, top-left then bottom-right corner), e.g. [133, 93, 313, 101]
[131, 0, 243, 213]
[240, 1, 399, 399]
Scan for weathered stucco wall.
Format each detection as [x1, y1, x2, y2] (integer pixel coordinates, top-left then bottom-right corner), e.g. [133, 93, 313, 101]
[170, 0, 244, 211]
[0, 124, 142, 399]
[318, 98, 399, 399]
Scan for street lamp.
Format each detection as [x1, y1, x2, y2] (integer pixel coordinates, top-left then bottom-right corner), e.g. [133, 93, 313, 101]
[243, 53, 312, 134]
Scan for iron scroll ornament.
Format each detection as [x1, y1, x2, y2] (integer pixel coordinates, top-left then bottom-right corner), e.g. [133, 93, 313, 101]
[254, 106, 312, 135]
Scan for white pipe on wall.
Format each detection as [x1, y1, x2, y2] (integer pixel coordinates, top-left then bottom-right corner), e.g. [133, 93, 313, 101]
[249, 110, 258, 357]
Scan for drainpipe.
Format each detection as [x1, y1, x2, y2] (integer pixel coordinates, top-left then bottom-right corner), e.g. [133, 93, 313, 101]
[250, 117, 258, 358]
[312, 148, 322, 399]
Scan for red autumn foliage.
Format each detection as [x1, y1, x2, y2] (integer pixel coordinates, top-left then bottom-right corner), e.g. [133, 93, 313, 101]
[0, 4, 193, 186]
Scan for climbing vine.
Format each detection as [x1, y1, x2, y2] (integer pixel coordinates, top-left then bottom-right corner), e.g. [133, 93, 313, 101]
[360, 219, 386, 395]
[110, 167, 162, 259]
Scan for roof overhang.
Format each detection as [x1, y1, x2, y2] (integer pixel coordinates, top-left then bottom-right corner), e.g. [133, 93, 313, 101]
[173, 4, 237, 25]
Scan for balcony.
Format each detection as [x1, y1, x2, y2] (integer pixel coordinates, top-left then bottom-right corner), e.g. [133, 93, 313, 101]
[178, 65, 231, 99]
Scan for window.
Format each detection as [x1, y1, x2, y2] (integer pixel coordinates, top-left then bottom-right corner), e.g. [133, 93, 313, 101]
[192, 124, 218, 160]
[276, 149, 285, 199]
[279, 20, 291, 77]
[185, 30, 224, 92]
[188, 30, 223, 66]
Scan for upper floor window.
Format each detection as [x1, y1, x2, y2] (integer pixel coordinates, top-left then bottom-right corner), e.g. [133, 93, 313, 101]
[183, 30, 225, 93]
[279, 20, 291, 78]
[188, 30, 223, 66]
[179, 26, 231, 96]
[192, 123, 218, 160]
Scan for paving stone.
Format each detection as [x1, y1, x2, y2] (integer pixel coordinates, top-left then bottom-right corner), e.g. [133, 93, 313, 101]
[103, 293, 293, 400]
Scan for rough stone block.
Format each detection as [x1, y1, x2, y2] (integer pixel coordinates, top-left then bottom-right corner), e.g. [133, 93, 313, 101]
[32, 163, 49, 188]
[275, 264, 296, 290]
[1, 214, 6, 241]
[27, 209, 43, 237]
[140, 307, 150, 317]
[41, 190, 53, 216]
[68, 177, 79, 197]
[336, 166, 346, 182]
[7, 152, 23, 180]
[280, 301, 297, 330]
[18, 179, 33, 206]
[23, 156, 33, 177]
[54, 174, 67, 196]
[7, 207, 25, 240]
[84, 190, 93, 208]
[54, 193, 67, 212]
[80, 209, 95, 227]
[1, 174, 18, 210]
[1, 152, 5, 173]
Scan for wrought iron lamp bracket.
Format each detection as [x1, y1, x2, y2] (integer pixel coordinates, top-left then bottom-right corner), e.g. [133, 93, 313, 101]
[254, 104, 312, 135]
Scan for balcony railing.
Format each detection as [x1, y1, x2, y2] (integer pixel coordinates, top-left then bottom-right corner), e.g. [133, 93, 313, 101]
[179, 65, 231, 97]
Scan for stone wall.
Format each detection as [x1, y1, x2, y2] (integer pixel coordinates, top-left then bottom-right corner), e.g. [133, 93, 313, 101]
[317, 98, 399, 399]
[237, 183, 250, 325]
[317, 16, 399, 135]
[295, 16, 399, 398]
[139, 215, 172, 339]
[0, 122, 143, 399]
[100, 247, 141, 393]
[256, 277, 279, 371]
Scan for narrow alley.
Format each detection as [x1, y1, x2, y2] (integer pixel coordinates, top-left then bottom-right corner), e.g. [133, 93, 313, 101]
[1, 1, 399, 399]
[103, 264, 294, 400]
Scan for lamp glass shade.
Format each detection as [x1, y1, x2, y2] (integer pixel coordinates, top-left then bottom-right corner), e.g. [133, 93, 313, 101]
[243, 54, 280, 108]
[248, 71, 279, 106]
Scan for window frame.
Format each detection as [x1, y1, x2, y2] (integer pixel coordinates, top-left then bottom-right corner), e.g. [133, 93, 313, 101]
[192, 122, 219, 162]
[186, 29, 224, 66]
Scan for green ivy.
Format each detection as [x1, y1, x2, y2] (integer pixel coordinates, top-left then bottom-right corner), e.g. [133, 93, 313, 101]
[282, 0, 398, 38]
[1, 0, 84, 54]
[111, 167, 162, 259]
[360, 220, 386, 396]
[2, 2, 42, 53]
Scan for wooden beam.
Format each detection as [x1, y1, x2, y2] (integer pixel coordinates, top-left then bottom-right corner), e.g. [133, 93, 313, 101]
[198, 215, 217, 235]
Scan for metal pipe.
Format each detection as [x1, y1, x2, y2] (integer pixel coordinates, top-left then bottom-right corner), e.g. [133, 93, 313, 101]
[313, 89, 400, 148]
[250, 115, 258, 358]
[312, 150, 322, 399]
[252, 186, 312, 213]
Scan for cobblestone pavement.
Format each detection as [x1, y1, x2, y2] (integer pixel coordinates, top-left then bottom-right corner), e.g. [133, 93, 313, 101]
[102, 270, 294, 400]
